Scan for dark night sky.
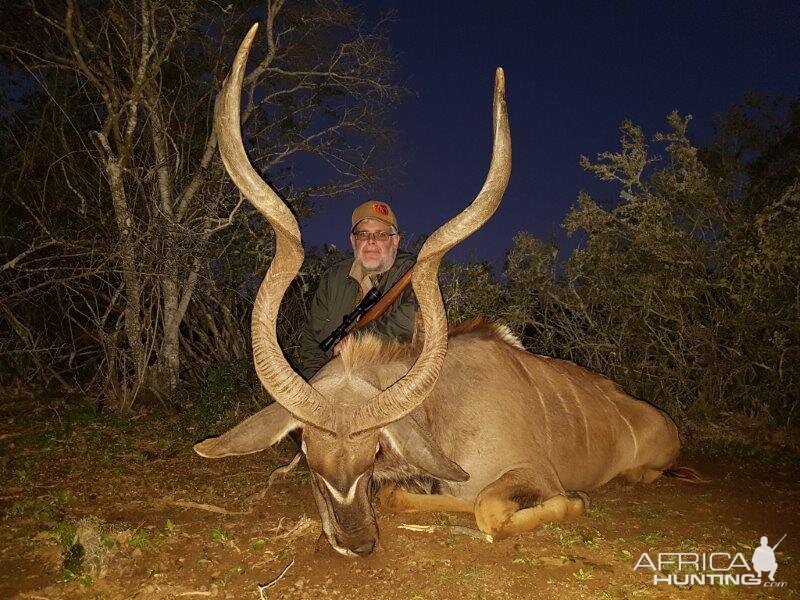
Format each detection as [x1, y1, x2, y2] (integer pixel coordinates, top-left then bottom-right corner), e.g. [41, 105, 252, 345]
[300, 1, 799, 265]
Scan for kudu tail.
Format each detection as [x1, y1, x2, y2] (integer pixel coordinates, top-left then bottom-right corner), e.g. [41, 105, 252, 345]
[663, 465, 708, 483]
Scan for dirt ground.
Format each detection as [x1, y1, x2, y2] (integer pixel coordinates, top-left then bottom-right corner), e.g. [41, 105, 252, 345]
[1, 394, 798, 600]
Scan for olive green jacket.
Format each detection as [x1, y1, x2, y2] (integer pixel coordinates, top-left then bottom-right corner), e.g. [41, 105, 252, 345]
[296, 252, 417, 380]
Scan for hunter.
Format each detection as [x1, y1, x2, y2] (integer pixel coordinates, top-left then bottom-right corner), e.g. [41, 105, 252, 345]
[296, 200, 417, 380]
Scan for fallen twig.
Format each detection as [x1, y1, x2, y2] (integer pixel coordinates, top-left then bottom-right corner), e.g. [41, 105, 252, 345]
[267, 452, 303, 487]
[168, 499, 251, 515]
[258, 560, 294, 598]
[398, 523, 493, 543]
[271, 515, 317, 540]
[176, 592, 213, 597]
[247, 452, 303, 502]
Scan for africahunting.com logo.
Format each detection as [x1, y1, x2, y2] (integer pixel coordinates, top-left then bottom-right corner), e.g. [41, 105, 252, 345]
[633, 534, 787, 588]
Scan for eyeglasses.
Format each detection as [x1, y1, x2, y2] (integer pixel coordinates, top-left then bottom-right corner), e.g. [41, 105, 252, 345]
[352, 230, 397, 242]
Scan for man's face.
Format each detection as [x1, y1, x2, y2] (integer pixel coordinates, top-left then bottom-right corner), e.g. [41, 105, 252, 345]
[350, 218, 399, 274]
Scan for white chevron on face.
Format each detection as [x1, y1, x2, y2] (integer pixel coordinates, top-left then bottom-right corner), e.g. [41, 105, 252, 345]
[319, 472, 366, 505]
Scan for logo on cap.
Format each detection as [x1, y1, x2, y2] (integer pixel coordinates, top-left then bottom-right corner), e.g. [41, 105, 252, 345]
[372, 203, 389, 216]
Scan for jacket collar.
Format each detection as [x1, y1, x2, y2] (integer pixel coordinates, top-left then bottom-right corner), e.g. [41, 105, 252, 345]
[348, 259, 384, 292]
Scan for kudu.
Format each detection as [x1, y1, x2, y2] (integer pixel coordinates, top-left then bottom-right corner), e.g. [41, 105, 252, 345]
[195, 24, 688, 557]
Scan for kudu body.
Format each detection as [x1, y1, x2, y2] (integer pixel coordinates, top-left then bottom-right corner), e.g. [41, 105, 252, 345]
[195, 25, 683, 557]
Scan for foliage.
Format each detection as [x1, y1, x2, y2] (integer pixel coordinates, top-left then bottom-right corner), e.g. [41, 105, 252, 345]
[440, 260, 503, 323]
[0, 0, 403, 409]
[176, 358, 261, 430]
[171, 244, 342, 428]
[441, 101, 799, 424]
[1, 0, 795, 428]
[210, 527, 229, 544]
[557, 105, 798, 422]
[456, 103, 800, 422]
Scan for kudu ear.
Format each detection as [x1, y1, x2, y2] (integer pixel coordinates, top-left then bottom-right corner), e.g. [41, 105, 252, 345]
[381, 416, 469, 482]
[194, 402, 300, 458]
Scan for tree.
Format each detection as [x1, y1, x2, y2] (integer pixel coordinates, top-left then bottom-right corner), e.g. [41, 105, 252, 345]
[525, 106, 798, 422]
[0, 0, 403, 409]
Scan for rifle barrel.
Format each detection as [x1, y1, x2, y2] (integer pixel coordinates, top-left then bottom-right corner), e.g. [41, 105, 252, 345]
[772, 533, 787, 551]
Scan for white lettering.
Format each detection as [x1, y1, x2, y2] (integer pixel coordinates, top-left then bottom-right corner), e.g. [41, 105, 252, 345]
[708, 552, 732, 571]
[658, 554, 676, 571]
[634, 553, 657, 571]
[676, 552, 700, 571]
[729, 552, 751, 571]
[657, 573, 762, 586]
[634, 536, 785, 588]
[653, 573, 672, 585]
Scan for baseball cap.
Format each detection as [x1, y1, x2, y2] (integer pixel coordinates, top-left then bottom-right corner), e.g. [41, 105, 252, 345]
[351, 200, 398, 231]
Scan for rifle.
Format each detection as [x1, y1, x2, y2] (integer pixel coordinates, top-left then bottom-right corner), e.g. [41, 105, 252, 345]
[771, 533, 787, 551]
[318, 266, 414, 352]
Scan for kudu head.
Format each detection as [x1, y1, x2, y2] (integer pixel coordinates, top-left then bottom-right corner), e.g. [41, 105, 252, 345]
[194, 23, 511, 556]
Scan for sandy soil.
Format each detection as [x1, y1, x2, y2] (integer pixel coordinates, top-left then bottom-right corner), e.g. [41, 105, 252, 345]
[1, 395, 797, 599]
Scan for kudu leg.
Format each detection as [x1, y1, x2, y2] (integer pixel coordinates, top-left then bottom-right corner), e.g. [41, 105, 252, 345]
[378, 483, 474, 513]
[474, 468, 585, 540]
[494, 494, 586, 539]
